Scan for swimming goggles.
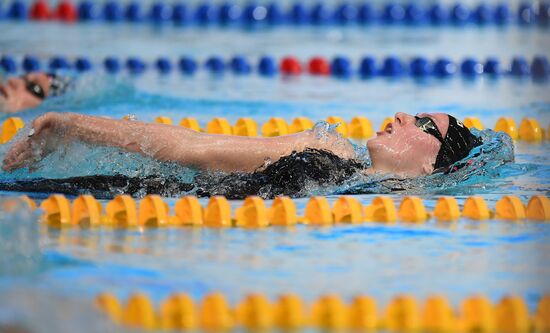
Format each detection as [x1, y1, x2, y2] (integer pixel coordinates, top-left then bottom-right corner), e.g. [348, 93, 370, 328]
[24, 76, 46, 100]
[23, 73, 70, 100]
[414, 116, 445, 144]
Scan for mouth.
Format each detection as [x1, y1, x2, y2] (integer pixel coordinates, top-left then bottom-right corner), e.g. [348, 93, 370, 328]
[376, 122, 394, 136]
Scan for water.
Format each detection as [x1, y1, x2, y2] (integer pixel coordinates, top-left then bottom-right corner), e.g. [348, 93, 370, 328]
[1, 20, 549, 331]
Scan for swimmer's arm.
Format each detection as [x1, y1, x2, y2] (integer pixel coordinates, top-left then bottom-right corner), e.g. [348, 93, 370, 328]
[3, 112, 354, 172]
[64, 113, 318, 172]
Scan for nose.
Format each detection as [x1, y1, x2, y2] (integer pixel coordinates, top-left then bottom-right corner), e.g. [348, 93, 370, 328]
[394, 112, 416, 126]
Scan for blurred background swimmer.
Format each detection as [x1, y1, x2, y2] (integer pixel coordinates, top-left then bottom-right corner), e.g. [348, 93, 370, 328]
[0, 72, 71, 113]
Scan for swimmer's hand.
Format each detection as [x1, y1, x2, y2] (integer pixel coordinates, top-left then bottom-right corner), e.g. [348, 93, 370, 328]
[2, 112, 67, 172]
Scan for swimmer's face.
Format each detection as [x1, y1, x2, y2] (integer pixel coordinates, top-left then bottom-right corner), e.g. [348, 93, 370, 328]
[367, 112, 450, 177]
[0, 72, 50, 113]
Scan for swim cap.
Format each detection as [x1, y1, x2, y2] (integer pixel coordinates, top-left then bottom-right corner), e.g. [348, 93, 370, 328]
[434, 115, 482, 171]
[47, 73, 72, 97]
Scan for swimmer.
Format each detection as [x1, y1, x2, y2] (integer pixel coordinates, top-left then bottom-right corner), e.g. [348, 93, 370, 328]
[2, 111, 480, 180]
[0, 72, 71, 113]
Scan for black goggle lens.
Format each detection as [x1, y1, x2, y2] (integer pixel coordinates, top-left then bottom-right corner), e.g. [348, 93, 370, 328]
[25, 80, 46, 100]
[415, 116, 445, 144]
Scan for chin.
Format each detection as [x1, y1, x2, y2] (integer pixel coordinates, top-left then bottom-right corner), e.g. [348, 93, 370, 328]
[366, 135, 383, 151]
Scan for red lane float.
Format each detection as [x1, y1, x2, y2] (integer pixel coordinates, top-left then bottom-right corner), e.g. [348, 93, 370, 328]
[280, 56, 302, 75]
[308, 57, 331, 75]
[30, 0, 50, 20]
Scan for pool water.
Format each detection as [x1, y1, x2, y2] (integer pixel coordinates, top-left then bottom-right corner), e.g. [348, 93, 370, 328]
[1, 15, 550, 332]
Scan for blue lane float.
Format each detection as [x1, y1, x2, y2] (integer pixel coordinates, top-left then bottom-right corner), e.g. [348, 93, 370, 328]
[461, 58, 483, 76]
[410, 57, 431, 77]
[103, 57, 121, 74]
[7, 1, 27, 20]
[510, 57, 530, 76]
[494, 4, 512, 24]
[331, 56, 352, 78]
[126, 57, 146, 74]
[230, 56, 252, 74]
[205, 56, 225, 73]
[473, 3, 492, 24]
[433, 58, 456, 77]
[258, 56, 277, 76]
[220, 2, 241, 25]
[382, 3, 406, 24]
[359, 57, 377, 78]
[1, 54, 548, 82]
[74, 57, 93, 72]
[173, 3, 189, 25]
[380, 56, 404, 77]
[484, 58, 501, 75]
[195, 3, 218, 25]
[103, 1, 123, 22]
[22, 56, 41, 72]
[150, 2, 173, 23]
[125, 2, 144, 22]
[335, 3, 358, 25]
[243, 3, 268, 25]
[405, 3, 425, 24]
[0, 56, 17, 73]
[532, 56, 550, 79]
[178, 57, 197, 75]
[78, 1, 100, 21]
[155, 57, 172, 74]
[311, 3, 332, 25]
[49, 56, 71, 71]
[3, 1, 550, 27]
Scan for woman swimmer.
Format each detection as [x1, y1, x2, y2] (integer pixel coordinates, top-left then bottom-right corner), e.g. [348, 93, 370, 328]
[0, 72, 71, 113]
[3, 111, 480, 175]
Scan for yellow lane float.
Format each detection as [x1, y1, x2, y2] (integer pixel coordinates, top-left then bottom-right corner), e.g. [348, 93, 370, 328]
[204, 196, 232, 227]
[236, 196, 269, 227]
[154, 116, 172, 124]
[326, 116, 349, 137]
[494, 117, 518, 140]
[96, 293, 548, 332]
[304, 196, 333, 225]
[40, 194, 71, 227]
[138, 194, 170, 227]
[269, 196, 297, 226]
[174, 196, 203, 226]
[363, 196, 398, 223]
[233, 117, 258, 136]
[0, 117, 25, 144]
[349, 116, 373, 139]
[105, 195, 138, 227]
[71, 194, 103, 227]
[160, 293, 196, 330]
[22, 194, 550, 228]
[518, 118, 543, 142]
[289, 117, 314, 134]
[463, 117, 484, 130]
[207, 117, 232, 135]
[262, 117, 289, 137]
[179, 117, 201, 131]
